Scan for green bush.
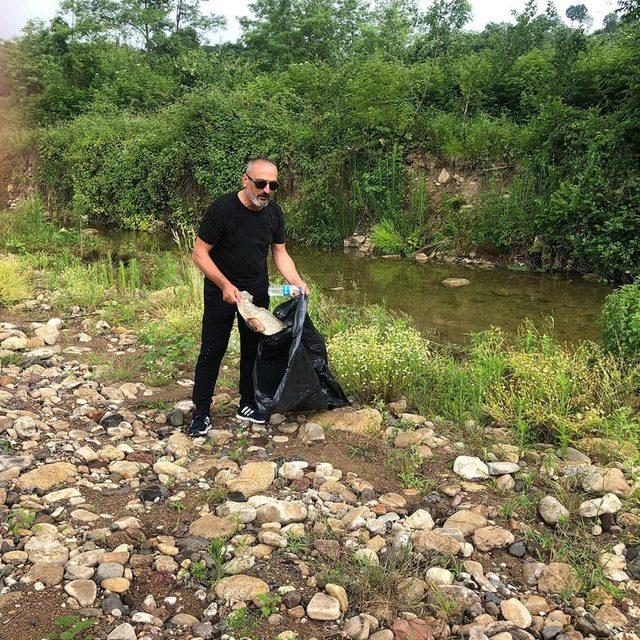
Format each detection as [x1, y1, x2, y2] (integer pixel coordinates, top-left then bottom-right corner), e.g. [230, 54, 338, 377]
[328, 319, 430, 402]
[601, 283, 640, 363]
[371, 219, 405, 254]
[0, 254, 32, 306]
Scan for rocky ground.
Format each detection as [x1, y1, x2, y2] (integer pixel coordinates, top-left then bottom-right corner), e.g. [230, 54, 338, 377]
[1, 301, 640, 640]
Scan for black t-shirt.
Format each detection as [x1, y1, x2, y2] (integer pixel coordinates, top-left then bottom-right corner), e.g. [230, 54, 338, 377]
[197, 192, 286, 291]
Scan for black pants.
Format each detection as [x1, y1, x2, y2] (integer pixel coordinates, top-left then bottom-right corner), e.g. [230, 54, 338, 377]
[192, 285, 269, 414]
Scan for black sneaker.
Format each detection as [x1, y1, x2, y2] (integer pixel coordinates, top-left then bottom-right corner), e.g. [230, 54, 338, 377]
[235, 404, 267, 424]
[187, 412, 211, 437]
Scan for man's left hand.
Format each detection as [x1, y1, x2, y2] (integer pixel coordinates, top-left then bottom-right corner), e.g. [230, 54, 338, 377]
[292, 281, 309, 296]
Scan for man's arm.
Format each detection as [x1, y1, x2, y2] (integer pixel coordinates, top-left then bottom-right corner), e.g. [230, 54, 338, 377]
[271, 243, 309, 295]
[192, 237, 241, 304]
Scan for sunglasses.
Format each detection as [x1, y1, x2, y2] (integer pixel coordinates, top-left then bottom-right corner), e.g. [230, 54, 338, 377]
[246, 174, 279, 191]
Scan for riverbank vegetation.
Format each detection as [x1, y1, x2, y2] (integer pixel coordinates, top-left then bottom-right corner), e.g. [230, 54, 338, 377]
[2, 198, 639, 454]
[1, 1, 639, 282]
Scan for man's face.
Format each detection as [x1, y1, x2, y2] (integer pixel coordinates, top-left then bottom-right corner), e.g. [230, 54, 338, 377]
[242, 161, 278, 209]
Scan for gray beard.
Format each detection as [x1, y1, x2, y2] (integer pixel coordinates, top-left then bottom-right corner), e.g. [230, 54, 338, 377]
[248, 191, 269, 209]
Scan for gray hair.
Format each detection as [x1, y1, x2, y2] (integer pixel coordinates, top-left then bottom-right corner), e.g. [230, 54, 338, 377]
[245, 157, 278, 174]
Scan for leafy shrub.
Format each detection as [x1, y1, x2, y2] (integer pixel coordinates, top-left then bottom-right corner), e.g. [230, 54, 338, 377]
[483, 325, 637, 448]
[371, 218, 405, 254]
[0, 255, 32, 305]
[328, 319, 430, 402]
[601, 283, 640, 363]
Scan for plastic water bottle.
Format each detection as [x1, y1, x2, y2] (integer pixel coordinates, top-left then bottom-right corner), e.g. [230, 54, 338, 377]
[268, 284, 301, 297]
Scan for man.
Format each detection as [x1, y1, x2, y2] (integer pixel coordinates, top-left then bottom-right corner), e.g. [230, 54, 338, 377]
[188, 157, 308, 437]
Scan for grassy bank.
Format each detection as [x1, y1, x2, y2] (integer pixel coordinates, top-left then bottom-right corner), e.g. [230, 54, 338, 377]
[2, 198, 639, 456]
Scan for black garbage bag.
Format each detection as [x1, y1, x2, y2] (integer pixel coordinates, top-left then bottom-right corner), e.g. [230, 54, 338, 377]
[254, 294, 349, 414]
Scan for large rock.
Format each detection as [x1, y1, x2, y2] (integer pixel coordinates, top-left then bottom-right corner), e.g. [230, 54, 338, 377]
[20, 562, 64, 586]
[64, 579, 97, 607]
[538, 562, 580, 594]
[472, 526, 515, 552]
[582, 468, 632, 497]
[488, 461, 520, 475]
[405, 509, 435, 531]
[344, 615, 370, 639]
[254, 499, 307, 525]
[520, 595, 552, 615]
[500, 598, 532, 629]
[442, 278, 470, 288]
[107, 623, 137, 640]
[413, 530, 461, 556]
[325, 583, 349, 612]
[314, 408, 383, 435]
[153, 460, 189, 479]
[453, 456, 489, 480]
[24, 536, 69, 564]
[579, 493, 622, 518]
[16, 462, 78, 490]
[14, 416, 38, 438]
[216, 501, 257, 524]
[188, 515, 238, 539]
[443, 510, 487, 536]
[538, 496, 569, 526]
[226, 461, 276, 498]
[35, 325, 60, 345]
[298, 422, 325, 445]
[42, 488, 82, 504]
[306, 593, 341, 621]
[109, 461, 148, 479]
[214, 575, 269, 602]
[392, 618, 435, 639]
[166, 432, 192, 457]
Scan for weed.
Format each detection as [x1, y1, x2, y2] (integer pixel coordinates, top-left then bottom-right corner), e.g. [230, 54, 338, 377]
[225, 607, 258, 639]
[286, 532, 309, 554]
[317, 544, 426, 617]
[200, 487, 227, 506]
[347, 444, 373, 459]
[255, 593, 281, 617]
[0, 438, 12, 452]
[7, 509, 36, 534]
[47, 614, 94, 640]
[521, 523, 620, 596]
[385, 446, 432, 494]
[427, 585, 460, 618]
[328, 319, 431, 403]
[100, 353, 144, 382]
[207, 537, 227, 585]
[168, 500, 186, 522]
[0, 352, 25, 368]
[188, 559, 209, 583]
[499, 494, 537, 520]
[227, 448, 245, 464]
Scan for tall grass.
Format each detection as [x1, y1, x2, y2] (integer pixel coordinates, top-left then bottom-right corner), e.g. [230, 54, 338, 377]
[0, 255, 32, 306]
[327, 308, 640, 450]
[52, 254, 143, 309]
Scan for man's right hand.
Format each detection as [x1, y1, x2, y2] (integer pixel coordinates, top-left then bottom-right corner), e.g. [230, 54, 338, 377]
[222, 284, 241, 305]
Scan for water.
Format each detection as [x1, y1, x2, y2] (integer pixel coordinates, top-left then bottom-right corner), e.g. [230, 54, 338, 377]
[283, 246, 610, 344]
[99, 228, 610, 344]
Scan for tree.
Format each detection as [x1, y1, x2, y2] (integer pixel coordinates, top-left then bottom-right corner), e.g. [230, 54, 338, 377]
[565, 4, 591, 28]
[411, 0, 471, 60]
[617, 0, 640, 22]
[602, 12, 620, 31]
[58, 0, 224, 51]
[356, 0, 419, 60]
[240, 0, 372, 68]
